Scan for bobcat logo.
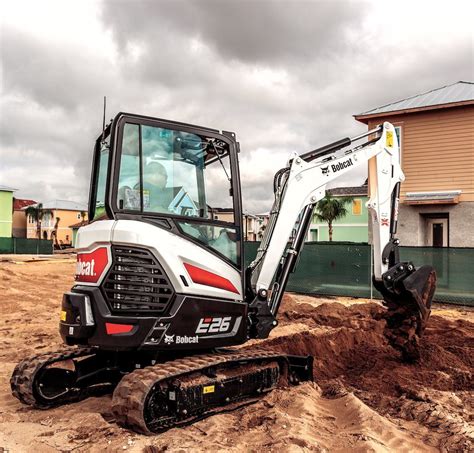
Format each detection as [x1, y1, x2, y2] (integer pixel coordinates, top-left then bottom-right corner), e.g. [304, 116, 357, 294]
[164, 334, 175, 344]
[321, 166, 329, 175]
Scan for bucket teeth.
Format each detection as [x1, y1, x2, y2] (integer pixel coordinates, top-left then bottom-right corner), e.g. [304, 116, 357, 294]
[376, 263, 437, 361]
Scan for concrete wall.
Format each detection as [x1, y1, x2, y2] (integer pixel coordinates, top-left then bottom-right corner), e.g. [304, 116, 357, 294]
[308, 225, 368, 242]
[0, 191, 13, 237]
[397, 201, 474, 247]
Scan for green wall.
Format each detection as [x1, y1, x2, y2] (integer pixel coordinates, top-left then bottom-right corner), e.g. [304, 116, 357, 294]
[309, 196, 369, 242]
[0, 191, 14, 238]
[72, 228, 78, 247]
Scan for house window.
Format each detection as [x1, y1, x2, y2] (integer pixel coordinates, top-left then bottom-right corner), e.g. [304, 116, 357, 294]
[309, 229, 318, 241]
[352, 199, 362, 216]
[77, 213, 81, 220]
[395, 126, 402, 156]
[42, 212, 51, 228]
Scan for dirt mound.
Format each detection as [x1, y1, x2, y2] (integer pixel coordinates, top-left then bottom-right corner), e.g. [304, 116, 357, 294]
[255, 300, 474, 451]
[1, 262, 473, 452]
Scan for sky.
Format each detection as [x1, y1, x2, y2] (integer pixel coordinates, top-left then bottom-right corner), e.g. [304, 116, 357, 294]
[1, 0, 473, 213]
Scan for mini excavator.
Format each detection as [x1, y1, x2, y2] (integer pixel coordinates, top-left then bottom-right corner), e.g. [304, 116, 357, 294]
[11, 113, 436, 433]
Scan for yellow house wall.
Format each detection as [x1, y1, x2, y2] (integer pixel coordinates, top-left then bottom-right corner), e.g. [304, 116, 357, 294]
[27, 209, 87, 245]
[367, 105, 474, 202]
[12, 210, 27, 238]
[213, 212, 234, 223]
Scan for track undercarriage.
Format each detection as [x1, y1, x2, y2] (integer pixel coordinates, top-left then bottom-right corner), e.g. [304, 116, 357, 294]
[11, 347, 312, 434]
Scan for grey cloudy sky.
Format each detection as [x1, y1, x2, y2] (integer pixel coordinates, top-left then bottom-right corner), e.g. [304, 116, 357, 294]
[1, 0, 473, 213]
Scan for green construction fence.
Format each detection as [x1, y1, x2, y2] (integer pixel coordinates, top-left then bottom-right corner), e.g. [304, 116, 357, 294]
[0, 238, 53, 255]
[244, 242, 474, 306]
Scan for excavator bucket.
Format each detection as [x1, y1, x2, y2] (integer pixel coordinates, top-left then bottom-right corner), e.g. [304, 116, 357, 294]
[375, 264, 437, 361]
[400, 265, 437, 333]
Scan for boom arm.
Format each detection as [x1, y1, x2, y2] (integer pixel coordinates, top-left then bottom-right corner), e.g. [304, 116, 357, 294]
[247, 122, 436, 359]
[249, 122, 400, 298]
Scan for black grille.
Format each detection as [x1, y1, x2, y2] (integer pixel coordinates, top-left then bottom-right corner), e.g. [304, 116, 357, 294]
[102, 246, 174, 314]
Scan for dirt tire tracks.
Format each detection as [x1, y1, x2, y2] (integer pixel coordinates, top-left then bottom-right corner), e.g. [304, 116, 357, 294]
[394, 399, 474, 451]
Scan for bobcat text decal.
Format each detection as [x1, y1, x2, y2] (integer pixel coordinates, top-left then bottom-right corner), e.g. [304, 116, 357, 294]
[75, 247, 109, 283]
[331, 158, 353, 172]
[164, 334, 199, 344]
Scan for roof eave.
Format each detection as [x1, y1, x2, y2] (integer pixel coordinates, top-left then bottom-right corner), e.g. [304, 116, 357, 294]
[354, 99, 474, 124]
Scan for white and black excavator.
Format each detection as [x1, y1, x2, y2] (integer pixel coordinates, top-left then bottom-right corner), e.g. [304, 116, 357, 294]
[11, 113, 436, 433]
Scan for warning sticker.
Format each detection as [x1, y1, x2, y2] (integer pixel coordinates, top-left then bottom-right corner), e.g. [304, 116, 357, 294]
[386, 131, 393, 147]
[203, 385, 215, 394]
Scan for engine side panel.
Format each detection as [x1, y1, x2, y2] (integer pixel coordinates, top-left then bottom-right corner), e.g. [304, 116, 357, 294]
[76, 220, 243, 300]
[65, 219, 247, 351]
[60, 287, 248, 350]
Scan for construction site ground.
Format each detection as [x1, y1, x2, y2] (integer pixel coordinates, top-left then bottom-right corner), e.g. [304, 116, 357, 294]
[0, 259, 472, 452]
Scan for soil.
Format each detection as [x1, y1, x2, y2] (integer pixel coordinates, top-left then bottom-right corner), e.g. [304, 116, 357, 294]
[0, 260, 473, 452]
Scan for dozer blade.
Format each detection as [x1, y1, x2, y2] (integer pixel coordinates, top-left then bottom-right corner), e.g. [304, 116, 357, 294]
[376, 263, 437, 361]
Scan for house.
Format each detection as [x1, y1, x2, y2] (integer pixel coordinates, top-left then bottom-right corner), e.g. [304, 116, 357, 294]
[12, 198, 37, 238]
[166, 187, 199, 217]
[307, 182, 369, 242]
[354, 81, 474, 247]
[0, 185, 16, 237]
[209, 207, 235, 223]
[211, 208, 268, 241]
[244, 213, 269, 241]
[25, 200, 88, 246]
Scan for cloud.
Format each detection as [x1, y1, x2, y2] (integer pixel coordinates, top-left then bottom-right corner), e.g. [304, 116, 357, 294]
[1, 0, 473, 216]
[103, 0, 369, 64]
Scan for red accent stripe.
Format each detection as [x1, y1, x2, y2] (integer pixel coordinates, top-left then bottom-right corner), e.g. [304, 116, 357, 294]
[105, 323, 134, 335]
[184, 263, 239, 294]
[204, 317, 213, 323]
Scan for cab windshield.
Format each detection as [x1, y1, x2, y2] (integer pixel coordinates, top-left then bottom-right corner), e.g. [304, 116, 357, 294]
[115, 121, 239, 264]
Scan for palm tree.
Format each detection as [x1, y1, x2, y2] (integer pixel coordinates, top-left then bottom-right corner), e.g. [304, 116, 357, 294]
[314, 192, 351, 241]
[26, 203, 42, 239]
[50, 217, 62, 250]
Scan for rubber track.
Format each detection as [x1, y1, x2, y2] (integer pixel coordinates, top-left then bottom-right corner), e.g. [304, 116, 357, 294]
[10, 346, 97, 408]
[112, 348, 292, 434]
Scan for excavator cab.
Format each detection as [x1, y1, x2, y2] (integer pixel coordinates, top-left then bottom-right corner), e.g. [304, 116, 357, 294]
[90, 114, 244, 268]
[58, 113, 253, 352]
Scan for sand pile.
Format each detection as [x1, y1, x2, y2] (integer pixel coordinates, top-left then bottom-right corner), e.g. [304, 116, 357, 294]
[0, 261, 473, 452]
[263, 298, 474, 451]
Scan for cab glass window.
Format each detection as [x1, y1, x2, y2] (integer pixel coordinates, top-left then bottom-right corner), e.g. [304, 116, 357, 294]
[94, 140, 111, 220]
[116, 121, 238, 264]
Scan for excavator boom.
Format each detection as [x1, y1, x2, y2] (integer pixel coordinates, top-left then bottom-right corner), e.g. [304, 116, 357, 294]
[247, 122, 436, 358]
